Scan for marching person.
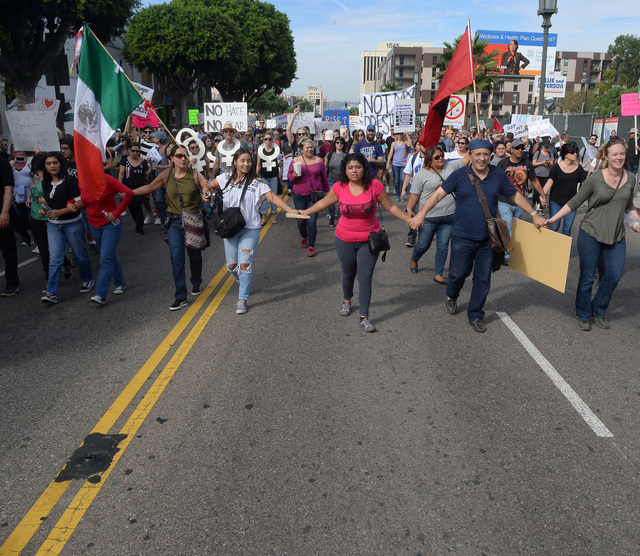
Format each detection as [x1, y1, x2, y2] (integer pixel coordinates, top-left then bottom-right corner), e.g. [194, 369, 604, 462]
[544, 140, 639, 331]
[409, 139, 545, 333]
[205, 148, 297, 314]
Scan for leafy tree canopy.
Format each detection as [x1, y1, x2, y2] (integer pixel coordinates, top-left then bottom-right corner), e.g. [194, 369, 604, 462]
[248, 90, 291, 117]
[0, 0, 139, 104]
[589, 85, 638, 117]
[608, 34, 640, 88]
[380, 81, 402, 92]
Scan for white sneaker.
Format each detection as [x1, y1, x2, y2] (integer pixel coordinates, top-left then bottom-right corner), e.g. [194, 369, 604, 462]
[154, 217, 161, 226]
[144, 214, 154, 225]
[32, 246, 40, 254]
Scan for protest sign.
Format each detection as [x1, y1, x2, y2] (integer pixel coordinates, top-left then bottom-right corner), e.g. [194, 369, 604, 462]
[361, 85, 415, 136]
[349, 115, 365, 131]
[132, 111, 159, 129]
[526, 119, 552, 139]
[443, 94, 466, 127]
[503, 122, 529, 139]
[6, 110, 60, 151]
[273, 112, 315, 134]
[511, 114, 542, 125]
[38, 97, 60, 118]
[394, 99, 415, 133]
[131, 82, 153, 118]
[621, 93, 640, 116]
[276, 114, 289, 129]
[324, 110, 349, 128]
[266, 118, 276, 129]
[204, 102, 248, 133]
[188, 109, 199, 125]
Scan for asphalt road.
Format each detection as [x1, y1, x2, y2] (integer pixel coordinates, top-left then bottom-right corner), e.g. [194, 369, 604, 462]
[2, 200, 640, 555]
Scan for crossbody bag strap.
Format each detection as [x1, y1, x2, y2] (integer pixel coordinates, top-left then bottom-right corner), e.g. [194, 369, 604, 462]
[302, 157, 317, 193]
[467, 170, 493, 220]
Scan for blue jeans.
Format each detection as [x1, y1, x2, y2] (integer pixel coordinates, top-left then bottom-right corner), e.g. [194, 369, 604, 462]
[46, 219, 92, 294]
[497, 201, 523, 236]
[223, 227, 260, 300]
[575, 227, 626, 320]
[166, 216, 203, 300]
[155, 187, 167, 224]
[411, 215, 453, 275]
[549, 200, 576, 236]
[293, 194, 318, 247]
[392, 165, 404, 198]
[260, 176, 279, 215]
[446, 236, 493, 323]
[90, 222, 125, 300]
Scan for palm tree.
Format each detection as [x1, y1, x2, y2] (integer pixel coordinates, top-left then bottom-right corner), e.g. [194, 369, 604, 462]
[380, 81, 402, 92]
[433, 34, 500, 95]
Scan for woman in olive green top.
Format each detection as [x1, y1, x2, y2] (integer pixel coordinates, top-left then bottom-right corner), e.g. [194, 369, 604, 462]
[544, 141, 639, 331]
[134, 145, 210, 310]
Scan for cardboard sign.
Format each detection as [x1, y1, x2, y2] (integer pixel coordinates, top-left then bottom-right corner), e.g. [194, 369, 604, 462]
[204, 102, 248, 133]
[324, 110, 349, 128]
[443, 94, 466, 127]
[526, 119, 553, 139]
[361, 85, 416, 136]
[503, 122, 529, 139]
[131, 82, 153, 118]
[509, 219, 572, 293]
[6, 110, 60, 151]
[394, 99, 415, 133]
[349, 115, 365, 131]
[621, 93, 640, 116]
[132, 111, 159, 129]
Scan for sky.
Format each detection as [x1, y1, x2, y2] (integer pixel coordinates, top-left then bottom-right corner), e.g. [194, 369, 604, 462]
[144, 0, 640, 103]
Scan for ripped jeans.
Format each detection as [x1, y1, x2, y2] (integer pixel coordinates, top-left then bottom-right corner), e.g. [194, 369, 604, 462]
[223, 226, 261, 300]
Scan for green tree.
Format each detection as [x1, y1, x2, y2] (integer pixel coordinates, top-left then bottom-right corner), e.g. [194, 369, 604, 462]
[588, 85, 638, 117]
[434, 34, 500, 94]
[123, 1, 245, 125]
[0, 0, 139, 105]
[192, 0, 296, 103]
[608, 34, 640, 88]
[380, 81, 402, 92]
[249, 90, 291, 116]
[556, 89, 597, 114]
[295, 97, 314, 113]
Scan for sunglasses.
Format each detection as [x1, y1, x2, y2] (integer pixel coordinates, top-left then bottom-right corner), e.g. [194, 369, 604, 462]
[173, 153, 187, 159]
[297, 133, 305, 136]
[432, 155, 444, 160]
[264, 137, 273, 140]
[130, 149, 140, 153]
[513, 146, 525, 150]
[457, 141, 468, 145]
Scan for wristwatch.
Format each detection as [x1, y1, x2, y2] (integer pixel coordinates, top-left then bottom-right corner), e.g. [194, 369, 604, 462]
[530, 210, 537, 216]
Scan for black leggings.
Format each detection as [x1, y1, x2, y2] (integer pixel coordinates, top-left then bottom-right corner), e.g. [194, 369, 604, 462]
[334, 236, 378, 317]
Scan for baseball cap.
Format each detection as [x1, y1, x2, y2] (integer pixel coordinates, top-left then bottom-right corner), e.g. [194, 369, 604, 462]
[366, 125, 375, 131]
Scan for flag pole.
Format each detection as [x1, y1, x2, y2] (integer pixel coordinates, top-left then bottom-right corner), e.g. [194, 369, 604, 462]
[468, 19, 481, 132]
[84, 27, 193, 165]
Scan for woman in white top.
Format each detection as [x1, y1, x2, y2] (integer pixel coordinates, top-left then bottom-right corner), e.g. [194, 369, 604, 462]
[205, 148, 296, 314]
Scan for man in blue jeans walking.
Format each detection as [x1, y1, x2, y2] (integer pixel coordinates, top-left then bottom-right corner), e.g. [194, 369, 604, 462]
[409, 140, 546, 333]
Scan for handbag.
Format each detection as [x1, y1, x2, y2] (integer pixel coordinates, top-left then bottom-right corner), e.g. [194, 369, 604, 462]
[467, 171, 511, 254]
[211, 177, 250, 239]
[303, 156, 326, 203]
[169, 170, 210, 251]
[367, 186, 390, 262]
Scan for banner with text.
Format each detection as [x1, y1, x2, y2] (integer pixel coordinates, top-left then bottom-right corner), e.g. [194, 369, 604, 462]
[204, 102, 248, 133]
[361, 85, 416, 136]
[324, 110, 349, 129]
[535, 74, 566, 98]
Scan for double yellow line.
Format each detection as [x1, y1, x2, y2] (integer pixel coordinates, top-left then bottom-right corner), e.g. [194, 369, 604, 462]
[1, 213, 279, 555]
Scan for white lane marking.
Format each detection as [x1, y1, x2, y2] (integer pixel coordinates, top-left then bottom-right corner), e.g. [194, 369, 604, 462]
[497, 311, 613, 438]
[0, 256, 39, 277]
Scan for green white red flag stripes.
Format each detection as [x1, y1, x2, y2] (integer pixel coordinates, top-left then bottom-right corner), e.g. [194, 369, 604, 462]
[73, 25, 142, 199]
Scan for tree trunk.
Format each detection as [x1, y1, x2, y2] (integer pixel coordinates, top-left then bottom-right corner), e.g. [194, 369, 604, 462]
[180, 93, 188, 128]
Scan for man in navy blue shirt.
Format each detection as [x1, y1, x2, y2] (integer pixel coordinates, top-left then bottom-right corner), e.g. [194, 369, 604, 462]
[409, 139, 545, 332]
[352, 125, 384, 177]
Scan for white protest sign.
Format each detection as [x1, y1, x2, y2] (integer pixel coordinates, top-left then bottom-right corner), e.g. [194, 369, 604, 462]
[511, 114, 542, 125]
[146, 145, 163, 164]
[526, 119, 552, 139]
[273, 112, 315, 134]
[443, 94, 466, 127]
[503, 122, 529, 139]
[349, 115, 365, 131]
[38, 97, 61, 118]
[394, 99, 415, 133]
[132, 82, 154, 117]
[276, 114, 289, 129]
[266, 118, 276, 129]
[204, 102, 248, 134]
[6, 111, 60, 151]
[581, 137, 597, 159]
[361, 85, 416, 136]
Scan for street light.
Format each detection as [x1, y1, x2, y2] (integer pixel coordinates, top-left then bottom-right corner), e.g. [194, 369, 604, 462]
[537, 0, 557, 115]
[413, 65, 420, 117]
[581, 78, 587, 114]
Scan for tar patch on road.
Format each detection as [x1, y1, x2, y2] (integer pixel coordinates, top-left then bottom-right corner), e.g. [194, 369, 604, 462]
[55, 433, 127, 483]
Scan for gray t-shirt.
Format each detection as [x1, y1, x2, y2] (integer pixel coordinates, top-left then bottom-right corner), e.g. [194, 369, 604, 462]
[411, 159, 463, 218]
[326, 152, 347, 183]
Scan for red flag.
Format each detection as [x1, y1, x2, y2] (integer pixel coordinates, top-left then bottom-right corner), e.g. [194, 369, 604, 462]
[492, 117, 503, 132]
[418, 22, 474, 149]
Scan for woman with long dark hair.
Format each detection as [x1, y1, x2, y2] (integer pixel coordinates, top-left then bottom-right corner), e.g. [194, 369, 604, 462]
[300, 152, 411, 332]
[205, 148, 296, 314]
[39, 152, 94, 304]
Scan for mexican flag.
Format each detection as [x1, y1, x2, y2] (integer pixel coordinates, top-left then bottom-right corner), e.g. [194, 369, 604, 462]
[73, 26, 142, 199]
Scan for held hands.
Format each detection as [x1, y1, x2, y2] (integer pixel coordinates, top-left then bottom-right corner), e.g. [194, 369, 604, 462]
[532, 214, 546, 230]
[408, 214, 424, 230]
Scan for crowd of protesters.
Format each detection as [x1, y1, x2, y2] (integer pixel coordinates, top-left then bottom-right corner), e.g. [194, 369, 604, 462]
[0, 115, 638, 334]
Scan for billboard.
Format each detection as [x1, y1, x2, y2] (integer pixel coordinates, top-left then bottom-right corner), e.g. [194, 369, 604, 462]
[535, 74, 566, 98]
[476, 30, 558, 77]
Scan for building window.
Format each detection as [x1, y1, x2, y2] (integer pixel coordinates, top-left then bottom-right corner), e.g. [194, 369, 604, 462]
[512, 93, 518, 104]
[527, 94, 532, 104]
[582, 71, 587, 79]
[562, 70, 567, 76]
[513, 82, 518, 91]
[431, 81, 436, 90]
[528, 81, 533, 91]
[399, 55, 404, 66]
[583, 59, 588, 68]
[398, 67, 404, 79]
[563, 59, 568, 67]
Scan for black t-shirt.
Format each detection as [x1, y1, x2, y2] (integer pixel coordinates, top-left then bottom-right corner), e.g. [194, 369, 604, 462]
[42, 175, 81, 221]
[628, 138, 639, 165]
[123, 159, 149, 189]
[548, 163, 589, 206]
[497, 157, 537, 205]
[258, 147, 280, 179]
[0, 157, 14, 212]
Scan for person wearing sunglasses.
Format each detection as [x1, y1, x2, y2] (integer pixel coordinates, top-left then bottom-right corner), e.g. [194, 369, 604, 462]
[256, 134, 282, 225]
[445, 136, 470, 162]
[286, 107, 315, 158]
[497, 138, 547, 257]
[542, 141, 589, 236]
[118, 144, 152, 236]
[406, 146, 469, 283]
[211, 123, 242, 177]
[325, 134, 348, 226]
[132, 144, 210, 310]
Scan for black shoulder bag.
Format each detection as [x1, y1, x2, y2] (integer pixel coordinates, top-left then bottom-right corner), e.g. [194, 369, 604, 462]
[468, 171, 511, 254]
[367, 186, 390, 262]
[212, 176, 250, 239]
[304, 157, 325, 204]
